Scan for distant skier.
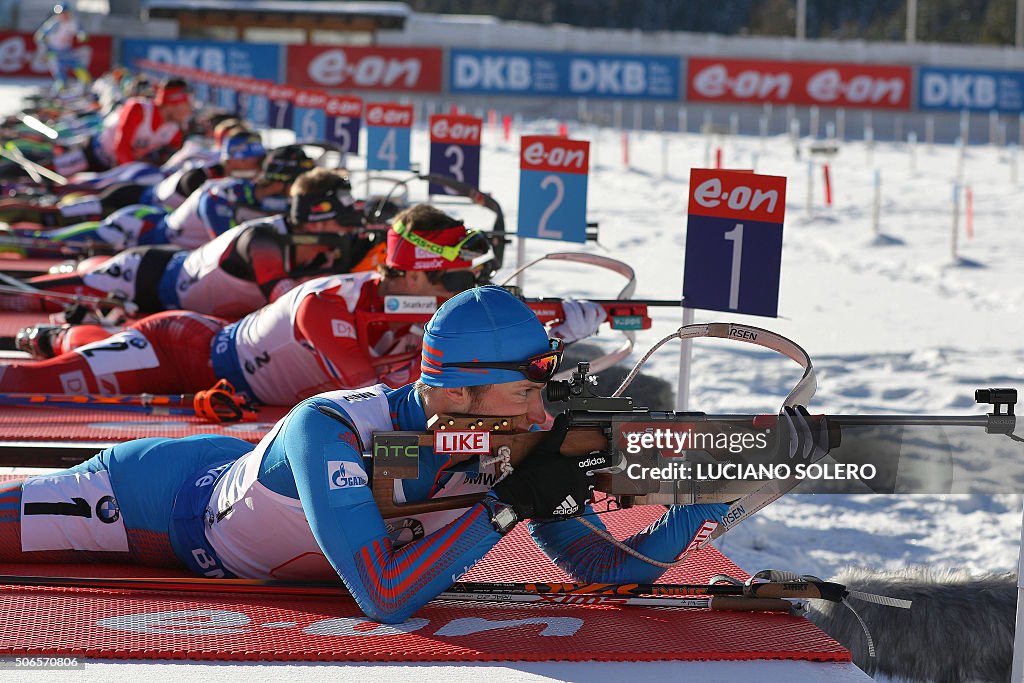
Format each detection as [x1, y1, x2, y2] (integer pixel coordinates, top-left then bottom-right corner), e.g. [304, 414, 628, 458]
[34, 4, 90, 94]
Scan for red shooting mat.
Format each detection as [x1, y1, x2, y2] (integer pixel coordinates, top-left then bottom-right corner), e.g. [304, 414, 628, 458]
[0, 312, 54, 338]
[0, 505, 849, 663]
[0, 406, 288, 445]
[0, 257, 65, 276]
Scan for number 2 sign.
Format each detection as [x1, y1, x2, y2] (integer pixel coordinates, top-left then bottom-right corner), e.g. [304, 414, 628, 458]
[518, 135, 589, 243]
[683, 169, 787, 317]
[366, 103, 413, 171]
[428, 114, 481, 195]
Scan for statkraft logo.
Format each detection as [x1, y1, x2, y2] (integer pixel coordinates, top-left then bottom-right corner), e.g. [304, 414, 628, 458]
[384, 296, 438, 313]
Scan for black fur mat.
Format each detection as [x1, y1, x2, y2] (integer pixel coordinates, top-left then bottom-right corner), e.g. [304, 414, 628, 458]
[807, 567, 1016, 683]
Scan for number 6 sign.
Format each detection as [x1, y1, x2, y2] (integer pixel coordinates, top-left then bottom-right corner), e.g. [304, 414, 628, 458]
[518, 135, 589, 243]
[366, 103, 413, 171]
[428, 114, 482, 195]
[292, 90, 327, 143]
[683, 169, 787, 317]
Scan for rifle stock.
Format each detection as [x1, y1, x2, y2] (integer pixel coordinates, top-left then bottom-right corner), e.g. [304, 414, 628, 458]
[371, 415, 607, 517]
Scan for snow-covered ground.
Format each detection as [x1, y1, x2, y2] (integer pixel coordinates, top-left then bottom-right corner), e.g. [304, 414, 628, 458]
[9, 78, 1024, 577]
[447, 113, 1024, 581]
[3, 81, 1022, 680]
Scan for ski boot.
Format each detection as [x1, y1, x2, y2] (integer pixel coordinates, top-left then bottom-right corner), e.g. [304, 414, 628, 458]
[14, 323, 65, 359]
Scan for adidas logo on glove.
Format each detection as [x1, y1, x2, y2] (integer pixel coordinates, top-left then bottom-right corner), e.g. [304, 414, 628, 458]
[553, 495, 580, 516]
[577, 456, 607, 469]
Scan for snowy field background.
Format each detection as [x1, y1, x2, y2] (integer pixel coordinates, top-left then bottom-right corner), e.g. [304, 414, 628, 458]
[2, 81, 1022, 680]
[446, 108, 1024, 580]
[4, 80, 1021, 581]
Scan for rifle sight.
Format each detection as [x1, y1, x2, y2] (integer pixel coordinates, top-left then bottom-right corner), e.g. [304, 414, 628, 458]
[976, 388, 1016, 415]
[547, 362, 637, 412]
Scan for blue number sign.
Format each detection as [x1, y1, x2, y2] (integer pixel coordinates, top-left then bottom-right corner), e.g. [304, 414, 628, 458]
[365, 103, 413, 171]
[683, 169, 787, 317]
[517, 135, 589, 243]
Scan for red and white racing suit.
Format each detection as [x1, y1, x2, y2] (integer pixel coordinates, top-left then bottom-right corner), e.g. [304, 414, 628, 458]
[0, 273, 421, 404]
[96, 97, 184, 168]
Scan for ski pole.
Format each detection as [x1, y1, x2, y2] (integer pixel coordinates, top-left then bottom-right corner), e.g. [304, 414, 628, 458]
[0, 574, 798, 613]
[0, 282, 138, 316]
[0, 380, 258, 423]
[0, 143, 67, 185]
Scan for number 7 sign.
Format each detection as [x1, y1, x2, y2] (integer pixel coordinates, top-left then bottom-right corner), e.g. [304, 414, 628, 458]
[518, 136, 589, 243]
[683, 169, 787, 317]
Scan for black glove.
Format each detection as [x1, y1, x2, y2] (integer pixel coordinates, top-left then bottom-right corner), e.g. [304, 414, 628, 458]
[492, 414, 606, 521]
[778, 405, 833, 461]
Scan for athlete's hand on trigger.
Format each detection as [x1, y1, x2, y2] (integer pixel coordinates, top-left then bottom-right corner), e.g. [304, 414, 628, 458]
[491, 414, 607, 521]
[549, 300, 607, 344]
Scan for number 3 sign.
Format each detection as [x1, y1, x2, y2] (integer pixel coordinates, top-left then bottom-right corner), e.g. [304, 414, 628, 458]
[518, 135, 589, 243]
[428, 114, 482, 195]
[366, 103, 413, 171]
[683, 169, 787, 317]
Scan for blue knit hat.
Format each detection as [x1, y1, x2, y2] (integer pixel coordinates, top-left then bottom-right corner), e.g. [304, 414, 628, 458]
[421, 286, 551, 387]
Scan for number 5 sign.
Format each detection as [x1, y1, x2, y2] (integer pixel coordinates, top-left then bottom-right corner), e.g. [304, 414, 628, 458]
[518, 136, 589, 243]
[366, 103, 413, 171]
[683, 169, 787, 317]
[429, 114, 482, 195]
[326, 95, 362, 155]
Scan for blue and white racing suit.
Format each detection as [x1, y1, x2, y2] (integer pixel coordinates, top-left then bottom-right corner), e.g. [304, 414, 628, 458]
[7, 383, 728, 623]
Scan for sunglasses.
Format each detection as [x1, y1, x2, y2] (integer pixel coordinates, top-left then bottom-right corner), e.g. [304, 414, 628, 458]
[392, 220, 494, 268]
[426, 268, 490, 293]
[441, 338, 564, 383]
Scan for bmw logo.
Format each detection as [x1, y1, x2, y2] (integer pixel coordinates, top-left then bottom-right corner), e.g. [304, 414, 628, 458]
[385, 297, 400, 312]
[95, 495, 120, 524]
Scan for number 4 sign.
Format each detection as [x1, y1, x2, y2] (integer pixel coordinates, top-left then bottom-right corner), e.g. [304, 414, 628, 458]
[518, 135, 589, 243]
[429, 114, 482, 195]
[683, 169, 787, 317]
[366, 103, 413, 171]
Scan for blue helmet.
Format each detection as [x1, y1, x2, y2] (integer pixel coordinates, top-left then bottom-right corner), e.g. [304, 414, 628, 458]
[420, 286, 554, 388]
[220, 132, 266, 162]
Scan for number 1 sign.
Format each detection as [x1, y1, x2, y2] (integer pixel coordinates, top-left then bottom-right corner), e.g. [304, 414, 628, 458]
[366, 103, 413, 171]
[683, 169, 787, 317]
[429, 114, 482, 195]
[518, 136, 589, 243]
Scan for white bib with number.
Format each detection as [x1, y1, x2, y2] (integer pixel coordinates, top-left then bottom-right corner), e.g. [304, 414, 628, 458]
[74, 328, 160, 378]
[21, 470, 129, 552]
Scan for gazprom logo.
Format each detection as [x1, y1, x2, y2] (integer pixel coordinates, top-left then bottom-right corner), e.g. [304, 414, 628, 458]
[328, 460, 368, 490]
